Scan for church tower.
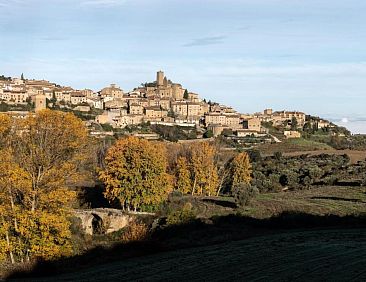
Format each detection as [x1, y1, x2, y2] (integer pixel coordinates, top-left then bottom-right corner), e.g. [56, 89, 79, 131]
[157, 71, 164, 86]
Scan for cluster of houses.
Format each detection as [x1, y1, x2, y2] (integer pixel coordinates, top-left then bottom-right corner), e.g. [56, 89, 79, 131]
[0, 71, 332, 139]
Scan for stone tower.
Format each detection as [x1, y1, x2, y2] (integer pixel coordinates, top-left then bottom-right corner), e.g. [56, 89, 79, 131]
[34, 94, 46, 112]
[157, 71, 164, 86]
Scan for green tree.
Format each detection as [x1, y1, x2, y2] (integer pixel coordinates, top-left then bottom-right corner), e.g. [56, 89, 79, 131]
[183, 89, 189, 99]
[203, 129, 213, 138]
[291, 117, 298, 130]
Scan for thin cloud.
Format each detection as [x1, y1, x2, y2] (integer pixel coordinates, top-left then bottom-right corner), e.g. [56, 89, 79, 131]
[183, 36, 226, 47]
[199, 61, 366, 78]
[41, 36, 68, 41]
[0, 0, 25, 7]
[80, 0, 127, 7]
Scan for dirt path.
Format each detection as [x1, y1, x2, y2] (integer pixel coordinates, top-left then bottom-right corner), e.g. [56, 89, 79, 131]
[22, 228, 366, 282]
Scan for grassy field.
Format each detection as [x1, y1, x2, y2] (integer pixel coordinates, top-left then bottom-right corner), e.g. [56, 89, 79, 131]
[178, 186, 366, 220]
[6, 185, 366, 281]
[283, 149, 366, 164]
[258, 138, 333, 154]
[13, 228, 366, 281]
[243, 186, 366, 218]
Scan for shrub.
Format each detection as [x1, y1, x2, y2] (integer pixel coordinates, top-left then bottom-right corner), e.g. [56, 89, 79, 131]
[232, 183, 259, 208]
[274, 151, 283, 160]
[166, 202, 196, 225]
[323, 175, 338, 185]
[121, 221, 149, 242]
[203, 130, 213, 138]
[247, 149, 262, 163]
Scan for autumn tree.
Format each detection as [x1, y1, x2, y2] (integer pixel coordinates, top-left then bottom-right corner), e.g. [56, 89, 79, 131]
[175, 156, 191, 194]
[99, 136, 173, 211]
[213, 140, 236, 196]
[230, 152, 252, 188]
[0, 114, 12, 148]
[175, 142, 219, 196]
[0, 109, 89, 264]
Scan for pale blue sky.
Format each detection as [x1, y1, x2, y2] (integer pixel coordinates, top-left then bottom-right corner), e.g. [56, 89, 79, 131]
[1, 0, 366, 132]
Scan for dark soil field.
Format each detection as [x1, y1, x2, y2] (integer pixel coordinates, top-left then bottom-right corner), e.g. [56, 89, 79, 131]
[13, 228, 366, 282]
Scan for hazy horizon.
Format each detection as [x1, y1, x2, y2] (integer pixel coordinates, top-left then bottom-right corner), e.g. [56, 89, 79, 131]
[1, 0, 366, 132]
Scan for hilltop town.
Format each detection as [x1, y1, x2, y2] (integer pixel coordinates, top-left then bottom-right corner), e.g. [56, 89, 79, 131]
[1, 72, 366, 281]
[0, 71, 336, 142]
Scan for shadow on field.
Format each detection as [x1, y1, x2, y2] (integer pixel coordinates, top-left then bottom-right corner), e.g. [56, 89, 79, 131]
[6, 211, 366, 280]
[311, 196, 366, 203]
[201, 198, 237, 208]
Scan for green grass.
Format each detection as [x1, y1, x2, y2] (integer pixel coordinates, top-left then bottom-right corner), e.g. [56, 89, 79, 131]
[244, 186, 366, 219]
[258, 138, 333, 154]
[287, 138, 331, 148]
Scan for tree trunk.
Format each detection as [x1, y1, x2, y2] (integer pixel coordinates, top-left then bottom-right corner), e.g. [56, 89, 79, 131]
[216, 171, 227, 196]
[8, 186, 19, 230]
[18, 237, 24, 263]
[31, 191, 37, 213]
[5, 231, 15, 264]
[191, 177, 196, 195]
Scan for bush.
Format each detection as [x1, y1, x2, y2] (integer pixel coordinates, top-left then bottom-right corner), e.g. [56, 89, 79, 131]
[166, 202, 196, 225]
[274, 151, 283, 160]
[247, 149, 262, 163]
[203, 130, 213, 138]
[232, 183, 259, 208]
[121, 221, 149, 242]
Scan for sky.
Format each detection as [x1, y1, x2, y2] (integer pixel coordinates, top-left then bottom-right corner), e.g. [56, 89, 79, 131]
[0, 0, 366, 133]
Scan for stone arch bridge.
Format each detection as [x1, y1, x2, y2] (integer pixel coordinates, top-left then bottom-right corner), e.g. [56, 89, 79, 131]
[73, 208, 154, 235]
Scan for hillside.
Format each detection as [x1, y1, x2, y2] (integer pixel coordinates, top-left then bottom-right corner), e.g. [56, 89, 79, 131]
[11, 228, 366, 281]
[6, 185, 366, 281]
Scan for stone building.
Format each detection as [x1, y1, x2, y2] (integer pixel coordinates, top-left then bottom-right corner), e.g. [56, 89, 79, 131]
[205, 113, 226, 126]
[129, 103, 144, 115]
[284, 130, 301, 139]
[144, 71, 185, 100]
[144, 106, 168, 121]
[188, 92, 200, 102]
[172, 101, 188, 117]
[70, 92, 87, 105]
[273, 111, 306, 127]
[243, 118, 262, 132]
[34, 94, 46, 112]
[100, 84, 124, 99]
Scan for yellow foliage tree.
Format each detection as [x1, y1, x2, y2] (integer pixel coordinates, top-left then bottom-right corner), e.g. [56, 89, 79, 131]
[99, 136, 173, 211]
[175, 156, 191, 194]
[0, 114, 12, 148]
[0, 110, 89, 264]
[231, 152, 252, 187]
[175, 142, 219, 196]
[190, 142, 219, 196]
